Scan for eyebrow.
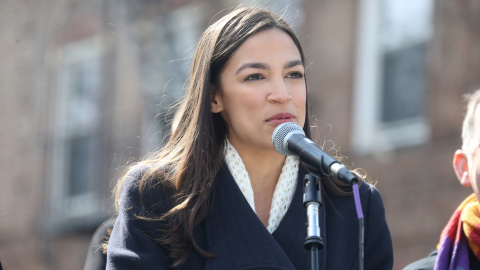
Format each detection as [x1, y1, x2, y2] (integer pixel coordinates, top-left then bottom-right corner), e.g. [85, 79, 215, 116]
[235, 62, 269, 75]
[235, 60, 304, 75]
[284, 60, 304, 69]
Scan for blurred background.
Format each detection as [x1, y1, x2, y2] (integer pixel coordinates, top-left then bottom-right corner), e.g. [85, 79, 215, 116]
[0, 0, 479, 269]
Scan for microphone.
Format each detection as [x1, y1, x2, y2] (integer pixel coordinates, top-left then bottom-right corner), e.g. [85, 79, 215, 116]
[272, 122, 357, 185]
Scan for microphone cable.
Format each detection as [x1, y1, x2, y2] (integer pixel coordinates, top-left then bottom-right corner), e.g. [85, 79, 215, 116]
[353, 182, 365, 270]
[332, 163, 364, 270]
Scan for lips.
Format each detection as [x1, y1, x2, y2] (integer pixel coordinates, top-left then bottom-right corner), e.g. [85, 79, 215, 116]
[266, 113, 296, 125]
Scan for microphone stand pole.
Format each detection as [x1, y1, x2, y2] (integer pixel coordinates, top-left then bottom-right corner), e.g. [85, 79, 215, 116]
[303, 174, 323, 270]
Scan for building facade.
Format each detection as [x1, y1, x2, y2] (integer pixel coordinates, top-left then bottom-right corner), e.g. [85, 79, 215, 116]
[0, 0, 479, 269]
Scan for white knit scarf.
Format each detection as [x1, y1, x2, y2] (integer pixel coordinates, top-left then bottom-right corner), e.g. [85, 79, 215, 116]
[224, 139, 299, 233]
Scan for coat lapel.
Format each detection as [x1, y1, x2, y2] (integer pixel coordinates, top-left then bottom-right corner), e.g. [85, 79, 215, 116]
[204, 164, 326, 270]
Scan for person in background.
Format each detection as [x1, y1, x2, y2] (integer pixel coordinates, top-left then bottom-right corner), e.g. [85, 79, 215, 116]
[404, 89, 480, 270]
[82, 216, 116, 270]
[105, 6, 393, 269]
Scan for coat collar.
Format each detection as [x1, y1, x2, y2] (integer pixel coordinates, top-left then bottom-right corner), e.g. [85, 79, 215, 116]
[203, 164, 326, 270]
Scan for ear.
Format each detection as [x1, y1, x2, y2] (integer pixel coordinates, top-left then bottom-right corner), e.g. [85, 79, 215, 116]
[453, 149, 471, 187]
[210, 84, 224, 113]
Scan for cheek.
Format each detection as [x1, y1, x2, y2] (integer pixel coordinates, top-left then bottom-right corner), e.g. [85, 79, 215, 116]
[297, 91, 306, 106]
[291, 82, 306, 100]
[469, 155, 480, 187]
[294, 89, 307, 110]
[222, 92, 262, 124]
[231, 91, 265, 111]
[294, 89, 307, 125]
[474, 165, 480, 183]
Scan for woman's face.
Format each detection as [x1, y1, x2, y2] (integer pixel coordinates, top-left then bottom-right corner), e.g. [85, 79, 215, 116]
[211, 28, 306, 153]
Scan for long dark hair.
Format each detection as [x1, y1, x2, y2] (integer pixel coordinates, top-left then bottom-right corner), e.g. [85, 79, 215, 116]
[113, 6, 350, 267]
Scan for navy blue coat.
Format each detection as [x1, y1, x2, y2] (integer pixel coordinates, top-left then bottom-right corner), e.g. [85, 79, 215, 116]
[106, 164, 393, 269]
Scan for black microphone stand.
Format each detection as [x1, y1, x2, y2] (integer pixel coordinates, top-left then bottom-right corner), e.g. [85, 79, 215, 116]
[303, 174, 323, 270]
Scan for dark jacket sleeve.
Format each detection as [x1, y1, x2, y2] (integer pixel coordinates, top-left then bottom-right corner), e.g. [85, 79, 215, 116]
[363, 184, 394, 269]
[106, 166, 171, 269]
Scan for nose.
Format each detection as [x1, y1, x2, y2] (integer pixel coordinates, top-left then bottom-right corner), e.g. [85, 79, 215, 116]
[267, 77, 292, 104]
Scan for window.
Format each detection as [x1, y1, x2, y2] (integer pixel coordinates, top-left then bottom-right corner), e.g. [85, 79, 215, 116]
[352, 0, 433, 155]
[48, 36, 104, 228]
[136, 4, 202, 152]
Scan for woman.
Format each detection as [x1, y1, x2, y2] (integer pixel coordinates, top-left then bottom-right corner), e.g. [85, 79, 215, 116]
[106, 6, 393, 269]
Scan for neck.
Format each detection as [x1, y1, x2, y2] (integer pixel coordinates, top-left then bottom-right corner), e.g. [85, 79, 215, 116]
[232, 144, 285, 187]
[235, 145, 285, 227]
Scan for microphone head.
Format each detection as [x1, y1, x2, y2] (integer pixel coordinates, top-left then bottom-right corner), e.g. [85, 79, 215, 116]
[272, 122, 305, 156]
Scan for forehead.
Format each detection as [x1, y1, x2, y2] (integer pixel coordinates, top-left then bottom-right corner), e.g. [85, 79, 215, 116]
[228, 28, 301, 63]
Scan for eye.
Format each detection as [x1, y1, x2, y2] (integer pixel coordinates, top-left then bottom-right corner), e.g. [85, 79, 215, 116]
[287, 72, 304, 79]
[245, 73, 263, 81]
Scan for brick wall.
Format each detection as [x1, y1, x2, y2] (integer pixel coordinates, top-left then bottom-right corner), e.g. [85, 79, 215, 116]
[0, 0, 479, 269]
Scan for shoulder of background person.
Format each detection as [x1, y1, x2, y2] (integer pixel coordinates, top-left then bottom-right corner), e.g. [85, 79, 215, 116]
[83, 216, 117, 270]
[402, 250, 437, 270]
